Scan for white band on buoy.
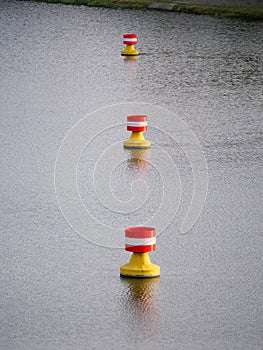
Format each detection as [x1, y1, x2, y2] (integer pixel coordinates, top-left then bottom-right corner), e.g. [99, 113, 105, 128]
[125, 237, 156, 246]
[127, 122, 148, 127]
[124, 38, 137, 43]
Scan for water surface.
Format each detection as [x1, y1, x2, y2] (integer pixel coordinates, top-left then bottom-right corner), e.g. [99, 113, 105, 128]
[1, 1, 262, 349]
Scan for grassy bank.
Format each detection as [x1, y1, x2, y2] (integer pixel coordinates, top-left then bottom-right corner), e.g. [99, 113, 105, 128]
[21, 0, 263, 20]
[171, 4, 263, 20]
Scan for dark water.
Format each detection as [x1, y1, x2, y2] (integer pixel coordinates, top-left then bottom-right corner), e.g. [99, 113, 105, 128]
[1, 1, 263, 349]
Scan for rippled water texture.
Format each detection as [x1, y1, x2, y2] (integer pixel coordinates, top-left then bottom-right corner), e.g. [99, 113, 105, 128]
[1, 1, 263, 349]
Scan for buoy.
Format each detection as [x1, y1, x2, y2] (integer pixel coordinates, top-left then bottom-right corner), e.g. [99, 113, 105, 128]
[120, 227, 160, 278]
[123, 115, 151, 149]
[121, 34, 139, 56]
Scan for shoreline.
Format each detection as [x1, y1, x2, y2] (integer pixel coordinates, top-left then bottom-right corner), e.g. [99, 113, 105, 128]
[20, 0, 263, 20]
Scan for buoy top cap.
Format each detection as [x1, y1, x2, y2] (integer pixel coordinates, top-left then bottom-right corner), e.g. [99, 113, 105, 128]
[123, 33, 137, 38]
[127, 115, 148, 122]
[125, 226, 156, 238]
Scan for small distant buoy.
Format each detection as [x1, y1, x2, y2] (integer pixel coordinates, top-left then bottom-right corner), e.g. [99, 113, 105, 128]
[120, 227, 160, 278]
[123, 115, 151, 149]
[121, 33, 139, 56]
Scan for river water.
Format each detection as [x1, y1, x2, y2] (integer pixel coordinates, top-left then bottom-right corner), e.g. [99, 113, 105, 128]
[1, 1, 263, 349]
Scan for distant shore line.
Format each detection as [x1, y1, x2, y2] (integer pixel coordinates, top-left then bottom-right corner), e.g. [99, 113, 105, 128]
[20, 0, 263, 20]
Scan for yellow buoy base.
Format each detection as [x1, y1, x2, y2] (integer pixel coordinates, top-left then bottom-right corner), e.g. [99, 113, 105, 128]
[123, 131, 151, 149]
[121, 45, 139, 56]
[120, 253, 160, 278]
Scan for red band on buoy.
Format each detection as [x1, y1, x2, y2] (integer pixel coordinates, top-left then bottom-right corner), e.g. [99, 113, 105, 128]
[123, 34, 137, 45]
[123, 41, 137, 46]
[127, 126, 148, 132]
[127, 115, 147, 122]
[127, 115, 148, 132]
[125, 227, 156, 238]
[125, 244, 156, 253]
[123, 34, 137, 38]
[125, 227, 156, 253]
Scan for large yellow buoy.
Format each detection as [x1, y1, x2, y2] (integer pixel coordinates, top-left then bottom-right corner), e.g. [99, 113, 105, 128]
[123, 115, 151, 149]
[120, 227, 160, 278]
[121, 33, 139, 56]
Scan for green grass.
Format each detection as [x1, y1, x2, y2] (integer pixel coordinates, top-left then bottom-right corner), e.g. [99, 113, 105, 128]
[22, 0, 148, 9]
[20, 0, 263, 20]
[172, 4, 263, 20]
